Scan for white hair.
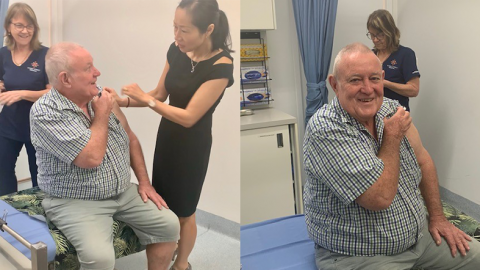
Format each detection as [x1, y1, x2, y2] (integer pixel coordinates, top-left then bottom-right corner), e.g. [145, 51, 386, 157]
[45, 42, 84, 87]
[332, 42, 381, 78]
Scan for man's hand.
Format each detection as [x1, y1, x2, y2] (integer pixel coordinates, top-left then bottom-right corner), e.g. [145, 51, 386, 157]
[429, 215, 472, 257]
[91, 89, 114, 117]
[383, 106, 411, 140]
[138, 182, 169, 210]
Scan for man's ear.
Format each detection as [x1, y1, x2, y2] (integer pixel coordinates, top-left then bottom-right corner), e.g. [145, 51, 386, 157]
[328, 74, 338, 95]
[59, 72, 71, 88]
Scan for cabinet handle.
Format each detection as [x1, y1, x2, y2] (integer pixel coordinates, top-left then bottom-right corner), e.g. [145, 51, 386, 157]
[277, 133, 283, 148]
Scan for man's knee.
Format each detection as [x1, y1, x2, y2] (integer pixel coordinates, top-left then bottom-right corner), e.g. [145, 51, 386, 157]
[464, 239, 480, 268]
[139, 208, 180, 245]
[160, 209, 180, 241]
[78, 245, 115, 270]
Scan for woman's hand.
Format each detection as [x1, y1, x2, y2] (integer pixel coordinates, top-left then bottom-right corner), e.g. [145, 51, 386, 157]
[0, 80, 5, 93]
[103, 87, 126, 107]
[121, 83, 149, 105]
[0, 90, 24, 106]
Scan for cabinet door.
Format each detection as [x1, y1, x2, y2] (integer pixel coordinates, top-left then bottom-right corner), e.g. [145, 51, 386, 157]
[240, 0, 276, 30]
[241, 125, 295, 225]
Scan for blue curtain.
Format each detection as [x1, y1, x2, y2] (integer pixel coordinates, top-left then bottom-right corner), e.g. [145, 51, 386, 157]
[292, 0, 338, 127]
[0, 0, 9, 43]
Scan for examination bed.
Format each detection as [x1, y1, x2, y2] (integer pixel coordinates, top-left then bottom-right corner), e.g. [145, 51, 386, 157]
[0, 187, 144, 270]
[240, 203, 480, 270]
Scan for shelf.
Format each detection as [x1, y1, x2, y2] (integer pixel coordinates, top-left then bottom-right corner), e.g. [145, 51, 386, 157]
[241, 99, 274, 107]
[241, 31, 261, 39]
[241, 57, 270, 62]
[241, 79, 272, 84]
[240, 34, 271, 109]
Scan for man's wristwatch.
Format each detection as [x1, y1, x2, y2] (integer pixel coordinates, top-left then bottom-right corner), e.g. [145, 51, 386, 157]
[147, 99, 156, 108]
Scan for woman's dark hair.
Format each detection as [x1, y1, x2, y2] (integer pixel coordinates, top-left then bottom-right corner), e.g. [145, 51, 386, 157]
[178, 0, 234, 53]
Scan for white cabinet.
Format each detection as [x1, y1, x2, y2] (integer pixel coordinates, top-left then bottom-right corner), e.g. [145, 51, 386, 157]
[240, 108, 303, 225]
[241, 125, 295, 225]
[241, 0, 277, 30]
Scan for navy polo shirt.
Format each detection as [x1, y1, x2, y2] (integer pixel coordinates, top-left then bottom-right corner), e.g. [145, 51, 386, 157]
[0, 46, 49, 142]
[380, 45, 420, 111]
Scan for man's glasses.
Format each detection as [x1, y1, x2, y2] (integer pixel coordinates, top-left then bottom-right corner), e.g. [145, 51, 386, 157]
[11, 23, 34, 32]
[366, 32, 385, 40]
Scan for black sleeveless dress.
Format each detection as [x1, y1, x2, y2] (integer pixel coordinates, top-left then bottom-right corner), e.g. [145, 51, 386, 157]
[152, 42, 234, 217]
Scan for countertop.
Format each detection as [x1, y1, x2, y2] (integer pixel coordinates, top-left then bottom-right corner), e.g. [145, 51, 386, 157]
[240, 107, 297, 131]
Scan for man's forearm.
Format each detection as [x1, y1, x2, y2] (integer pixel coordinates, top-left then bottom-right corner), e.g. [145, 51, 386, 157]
[376, 135, 401, 199]
[129, 134, 150, 185]
[73, 113, 109, 168]
[356, 135, 401, 210]
[419, 153, 444, 218]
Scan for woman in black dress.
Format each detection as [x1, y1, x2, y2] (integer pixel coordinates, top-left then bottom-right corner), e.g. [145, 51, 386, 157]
[106, 1, 234, 269]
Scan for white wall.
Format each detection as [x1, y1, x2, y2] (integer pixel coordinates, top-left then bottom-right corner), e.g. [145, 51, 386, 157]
[397, 0, 480, 205]
[13, 0, 240, 223]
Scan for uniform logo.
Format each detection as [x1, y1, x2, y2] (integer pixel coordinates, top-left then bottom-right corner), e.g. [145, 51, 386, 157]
[387, 59, 398, 70]
[28, 61, 41, 72]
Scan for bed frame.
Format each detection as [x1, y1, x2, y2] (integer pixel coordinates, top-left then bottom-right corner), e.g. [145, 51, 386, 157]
[0, 187, 144, 270]
[0, 215, 48, 270]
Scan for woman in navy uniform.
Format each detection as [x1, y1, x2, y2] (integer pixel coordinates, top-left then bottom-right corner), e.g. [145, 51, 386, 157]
[367, 9, 420, 111]
[0, 3, 50, 195]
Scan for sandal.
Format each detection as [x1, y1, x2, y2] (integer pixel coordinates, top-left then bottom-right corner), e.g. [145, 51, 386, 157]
[169, 262, 192, 270]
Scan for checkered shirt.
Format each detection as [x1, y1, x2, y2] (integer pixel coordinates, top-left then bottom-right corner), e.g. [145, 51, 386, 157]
[303, 97, 426, 256]
[30, 88, 131, 200]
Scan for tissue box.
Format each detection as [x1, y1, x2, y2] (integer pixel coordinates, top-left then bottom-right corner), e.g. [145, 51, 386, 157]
[240, 88, 271, 106]
[241, 44, 268, 61]
[241, 66, 268, 82]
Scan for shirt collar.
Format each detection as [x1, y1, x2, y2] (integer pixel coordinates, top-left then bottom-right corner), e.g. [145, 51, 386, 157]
[331, 96, 396, 138]
[50, 87, 94, 116]
[331, 97, 366, 132]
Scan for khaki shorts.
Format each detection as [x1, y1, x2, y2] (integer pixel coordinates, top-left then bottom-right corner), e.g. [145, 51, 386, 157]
[315, 221, 480, 270]
[42, 184, 180, 270]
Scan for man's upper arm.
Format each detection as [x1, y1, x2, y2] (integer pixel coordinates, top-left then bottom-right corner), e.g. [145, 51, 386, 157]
[304, 125, 384, 205]
[405, 123, 429, 167]
[31, 109, 91, 164]
[112, 102, 135, 140]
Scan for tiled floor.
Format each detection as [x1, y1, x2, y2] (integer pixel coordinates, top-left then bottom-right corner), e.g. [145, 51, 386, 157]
[2, 180, 240, 270]
[115, 225, 240, 270]
[0, 237, 31, 270]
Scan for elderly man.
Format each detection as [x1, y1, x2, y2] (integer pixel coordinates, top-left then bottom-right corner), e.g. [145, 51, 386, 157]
[30, 42, 179, 270]
[303, 43, 480, 269]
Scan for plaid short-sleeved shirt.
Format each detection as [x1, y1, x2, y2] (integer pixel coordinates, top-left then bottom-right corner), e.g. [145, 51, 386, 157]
[303, 97, 426, 256]
[30, 88, 131, 200]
